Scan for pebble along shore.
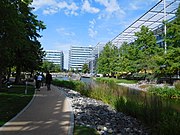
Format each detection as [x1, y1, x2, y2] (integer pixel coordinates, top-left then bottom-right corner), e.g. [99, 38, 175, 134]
[58, 87, 151, 135]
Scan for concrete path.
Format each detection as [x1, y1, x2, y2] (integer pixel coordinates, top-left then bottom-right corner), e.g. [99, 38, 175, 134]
[0, 85, 73, 135]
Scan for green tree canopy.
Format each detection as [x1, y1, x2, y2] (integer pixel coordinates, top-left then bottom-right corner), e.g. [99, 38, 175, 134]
[0, 0, 46, 87]
[82, 63, 89, 73]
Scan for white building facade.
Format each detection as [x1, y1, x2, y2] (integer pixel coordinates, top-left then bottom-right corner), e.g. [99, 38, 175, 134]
[68, 46, 93, 71]
[45, 50, 64, 70]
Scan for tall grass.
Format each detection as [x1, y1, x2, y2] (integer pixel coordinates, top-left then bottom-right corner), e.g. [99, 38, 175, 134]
[113, 95, 180, 134]
[95, 77, 138, 84]
[52, 79, 90, 96]
[52, 78, 180, 135]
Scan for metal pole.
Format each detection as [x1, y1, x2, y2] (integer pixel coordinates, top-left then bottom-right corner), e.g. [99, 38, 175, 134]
[164, 0, 167, 54]
[25, 80, 27, 94]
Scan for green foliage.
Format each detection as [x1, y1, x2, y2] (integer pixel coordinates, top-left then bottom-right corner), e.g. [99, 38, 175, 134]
[53, 78, 180, 135]
[52, 79, 89, 96]
[148, 86, 180, 99]
[95, 77, 138, 84]
[41, 61, 61, 73]
[82, 63, 89, 73]
[174, 80, 180, 90]
[97, 42, 118, 76]
[0, 0, 46, 85]
[95, 5, 180, 81]
[113, 95, 180, 134]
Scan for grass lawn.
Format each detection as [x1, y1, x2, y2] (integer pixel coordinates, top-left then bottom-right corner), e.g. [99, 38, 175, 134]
[74, 125, 99, 135]
[0, 84, 35, 126]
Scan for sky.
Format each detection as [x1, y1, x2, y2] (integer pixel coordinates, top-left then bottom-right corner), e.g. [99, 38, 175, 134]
[31, 0, 159, 69]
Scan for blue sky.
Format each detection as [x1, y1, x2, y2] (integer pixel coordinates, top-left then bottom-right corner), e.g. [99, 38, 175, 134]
[31, 0, 159, 69]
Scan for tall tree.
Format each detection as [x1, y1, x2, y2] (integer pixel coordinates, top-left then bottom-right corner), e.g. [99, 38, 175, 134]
[164, 4, 180, 81]
[13, 0, 46, 83]
[0, 0, 46, 87]
[133, 26, 162, 79]
[97, 42, 113, 76]
[0, 0, 22, 88]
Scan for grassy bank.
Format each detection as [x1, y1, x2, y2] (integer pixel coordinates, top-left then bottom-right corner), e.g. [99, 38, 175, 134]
[148, 81, 180, 99]
[0, 84, 35, 126]
[95, 77, 138, 84]
[52, 78, 180, 135]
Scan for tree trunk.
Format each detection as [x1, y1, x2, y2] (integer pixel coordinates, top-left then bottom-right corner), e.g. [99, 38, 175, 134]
[15, 66, 21, 84]
[0, 74, 2, 90]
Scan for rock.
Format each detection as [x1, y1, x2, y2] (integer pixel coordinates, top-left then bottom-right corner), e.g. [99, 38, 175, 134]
[58, 87, 151, 135]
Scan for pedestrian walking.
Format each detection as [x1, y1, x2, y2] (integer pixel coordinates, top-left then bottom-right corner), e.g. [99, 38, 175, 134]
[34, 72, 38, 89]
[41, 72, 45, 87]
[37, 73, 42, 91]
[46, 71, 52, 90]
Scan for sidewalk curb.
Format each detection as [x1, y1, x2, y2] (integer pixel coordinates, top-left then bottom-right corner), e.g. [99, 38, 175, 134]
[56, 86, 74, 135]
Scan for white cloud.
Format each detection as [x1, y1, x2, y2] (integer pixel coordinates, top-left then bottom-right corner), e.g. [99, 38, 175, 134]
[88, 19, 97, 38]
[43, 7, 58, 15]
[88, 28, 97, 38]
[129, 3, 139, 10]
[95, 0, 118, 13]
[57, 1, 79, 11]
[82, 0, 100, 14]
[89, 19, 96, 28]
[95, 0, 125, 19]
[32, 0, 56, 10]
[32, 0, 79, 15]
[56, 28, 75, 36]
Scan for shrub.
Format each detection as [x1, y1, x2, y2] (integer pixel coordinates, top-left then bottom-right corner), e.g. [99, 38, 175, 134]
[174, 80, 180, 90]
[148, 86, 180, 99]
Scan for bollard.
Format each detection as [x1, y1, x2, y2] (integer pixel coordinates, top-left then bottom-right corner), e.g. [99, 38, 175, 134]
[25, 80, 28, 94]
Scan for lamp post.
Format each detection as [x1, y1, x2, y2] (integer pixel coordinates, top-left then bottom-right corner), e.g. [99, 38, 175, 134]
[25, 79, 27, 94]
[164, 0, 167, 54]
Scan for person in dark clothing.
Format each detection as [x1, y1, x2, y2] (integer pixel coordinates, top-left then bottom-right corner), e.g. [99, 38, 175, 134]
[34, 73, 38, 89]
[46, 71, 52, 90]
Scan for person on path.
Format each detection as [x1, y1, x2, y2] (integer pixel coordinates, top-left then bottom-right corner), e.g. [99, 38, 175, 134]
[46, 71, 52, 90]
[36, 73, 42, 91]
[41, 72, 45, 87]
[34, 73, 38, 89]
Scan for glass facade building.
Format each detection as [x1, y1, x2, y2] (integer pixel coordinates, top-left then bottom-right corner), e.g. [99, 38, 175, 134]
[45, 50, 64, 70]
[111, 0, 179, 52]
[68, 46, 93, 71]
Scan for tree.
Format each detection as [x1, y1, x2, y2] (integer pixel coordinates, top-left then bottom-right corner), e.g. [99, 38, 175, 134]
[41, 61, 58, 73]
[164, 4, 180, 81]
[82, 63, 89, 73]
[13, 0, 46, 83]
[0, 0, 46, 88]
[133, 26, 162, 79]
[117, 42, 140, 75]
[0, 0, 22, 88]
[97, 42, 114, 76]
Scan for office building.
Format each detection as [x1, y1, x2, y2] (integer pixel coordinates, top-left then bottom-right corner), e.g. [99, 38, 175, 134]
[68, 46, 93, 71]
[45, 50, 64, 70]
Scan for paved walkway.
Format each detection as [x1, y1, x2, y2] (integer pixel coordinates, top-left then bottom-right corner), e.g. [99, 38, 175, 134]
[0, 85, 73, 135]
